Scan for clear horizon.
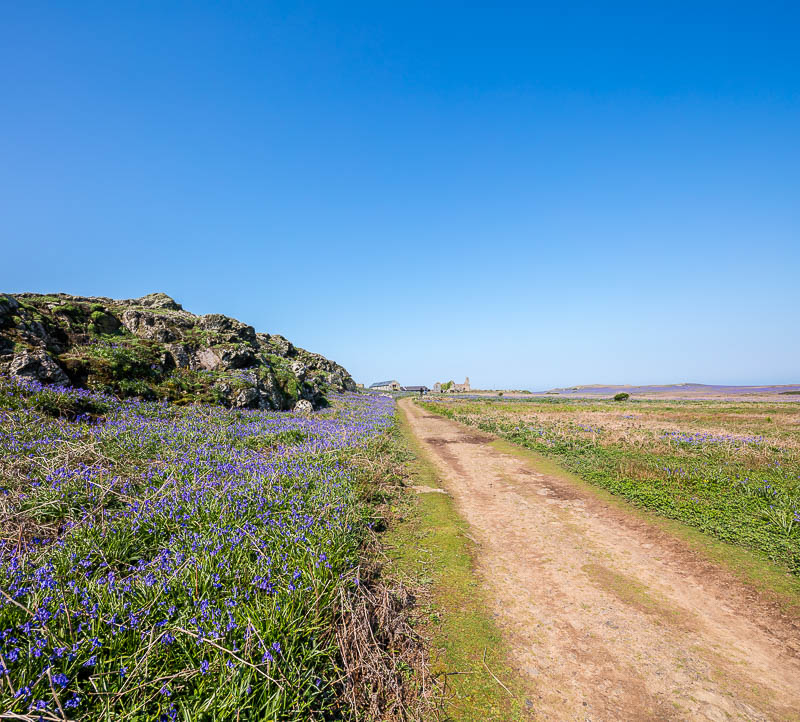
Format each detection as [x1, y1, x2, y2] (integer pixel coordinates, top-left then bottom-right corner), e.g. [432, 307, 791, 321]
[2, 2, 798, 390]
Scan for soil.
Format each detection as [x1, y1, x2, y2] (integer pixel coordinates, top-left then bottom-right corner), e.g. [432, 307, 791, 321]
[399, 399, 800, 721]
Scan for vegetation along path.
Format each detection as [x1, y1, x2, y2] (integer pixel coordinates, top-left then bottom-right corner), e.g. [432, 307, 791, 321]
[398, 398, 800, 721]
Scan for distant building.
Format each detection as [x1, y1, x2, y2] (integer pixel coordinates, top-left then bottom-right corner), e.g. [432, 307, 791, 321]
[402, 385, 430, 393]
[369, 380, 402, 391]
[433, 377, 470, 393]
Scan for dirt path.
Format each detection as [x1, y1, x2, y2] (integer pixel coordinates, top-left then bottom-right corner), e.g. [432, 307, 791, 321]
[398, 399, 800, 721]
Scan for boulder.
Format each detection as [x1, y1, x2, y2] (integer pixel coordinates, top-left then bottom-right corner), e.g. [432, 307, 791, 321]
[232, 387, 261, 409]
[256, 368, 286, 410]
[212, 370, 289, 411]
[133, 293, 183, 311]
[9, 349, 69, 385]
[196, 347, 222, 371]
[293, 399, 313, 415]
[90, 311, 121, 335]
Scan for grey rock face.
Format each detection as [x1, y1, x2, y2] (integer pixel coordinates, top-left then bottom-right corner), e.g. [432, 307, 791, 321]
[266, 334, 294, 356]
[195, 346, 256, 372]
[199, 314, 257, 345]
[164, 344, 192, 369]
[219, 346, 257, 370]
[9, 349, 69, 385]
[120, 309, 194, 343]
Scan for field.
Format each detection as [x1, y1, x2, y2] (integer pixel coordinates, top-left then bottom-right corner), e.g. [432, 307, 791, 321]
[5, 373, 799, 721]
[420, 396, 800, 575]
[0, 375, 396, 720]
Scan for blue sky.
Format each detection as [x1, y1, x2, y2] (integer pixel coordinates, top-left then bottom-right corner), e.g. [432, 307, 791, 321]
[2, 2, 798, 389]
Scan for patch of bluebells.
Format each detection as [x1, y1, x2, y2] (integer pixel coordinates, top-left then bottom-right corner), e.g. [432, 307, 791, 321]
[661, 465, 690, 479]
[661, 430, 765, 447]
[0, 375, 394, 717]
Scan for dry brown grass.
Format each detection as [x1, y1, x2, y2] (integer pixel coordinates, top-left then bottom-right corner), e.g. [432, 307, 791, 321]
[332, 437, 439, 720]
[481, 405, 800, 457]
[334, 564, 433, 720]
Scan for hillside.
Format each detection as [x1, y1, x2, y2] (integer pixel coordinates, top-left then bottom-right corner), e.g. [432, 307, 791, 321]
[0, 292, 355, 410]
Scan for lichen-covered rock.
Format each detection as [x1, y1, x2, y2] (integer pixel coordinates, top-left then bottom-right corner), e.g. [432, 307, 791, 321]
[210, 369, 290, 410]
[0, 291, 356, 410]
[293, 399, 313, 414]
[195, 346, 256, 372]
[199, 314, 257, 345]
[264, 334, 294, 356]
[132, 293, 183, 311]
[89, 311, 121, 335]
[120, 309, 190, 343]
[232, 386, 261, 409]
[9, 349, 69, 385]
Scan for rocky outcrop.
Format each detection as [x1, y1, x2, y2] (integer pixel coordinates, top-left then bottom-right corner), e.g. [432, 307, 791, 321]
[0, 292, 356, 410]
[8, 349, 69, 385]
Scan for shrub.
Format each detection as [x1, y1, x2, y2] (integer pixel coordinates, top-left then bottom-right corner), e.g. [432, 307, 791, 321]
[87, 341, 163, 382]
[613, 392, 630, 401]
[264, 355, 301, 406]
[53, 303, 81, 316]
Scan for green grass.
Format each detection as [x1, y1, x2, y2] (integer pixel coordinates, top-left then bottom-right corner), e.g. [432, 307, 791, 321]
[386, 406, 534, 721]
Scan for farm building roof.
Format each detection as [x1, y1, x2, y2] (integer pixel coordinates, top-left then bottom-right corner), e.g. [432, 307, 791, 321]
[369, 380, 397, 388]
